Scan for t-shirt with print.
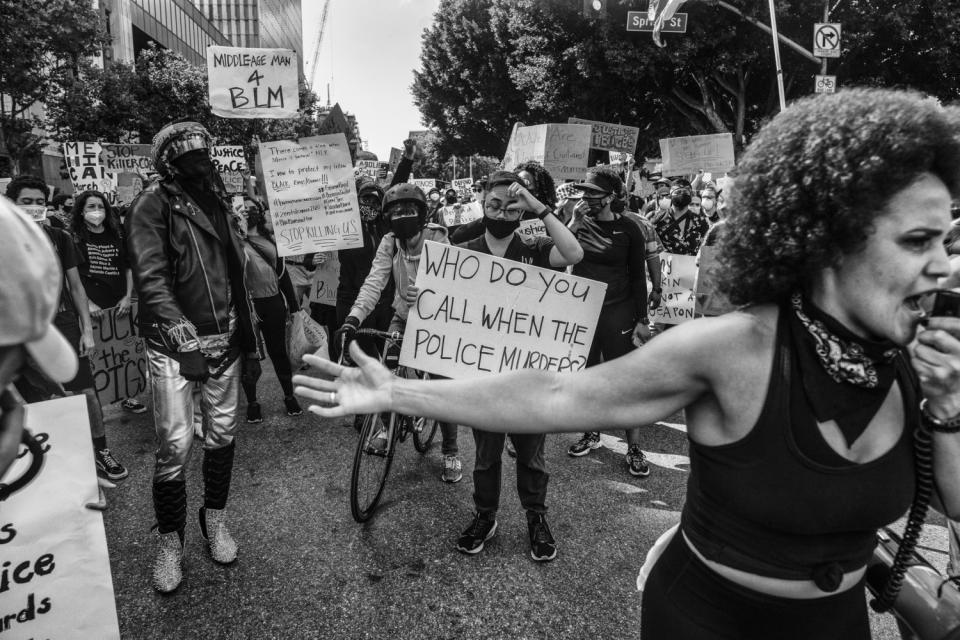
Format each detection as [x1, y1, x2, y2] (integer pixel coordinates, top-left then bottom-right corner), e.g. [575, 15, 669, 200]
[648, 208, 710, 256]
[77, 228, 128, 308]
[458, 234, 554, 268]
[40, 225, 81, 319]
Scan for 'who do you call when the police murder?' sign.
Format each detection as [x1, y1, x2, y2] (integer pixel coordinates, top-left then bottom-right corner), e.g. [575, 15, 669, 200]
[399, 241, 606, 379]
[207, 46, 299, 119]
[258, 133, 363, 257]
[0, 396, 121, 639]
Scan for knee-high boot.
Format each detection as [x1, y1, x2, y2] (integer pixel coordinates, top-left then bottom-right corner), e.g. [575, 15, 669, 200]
[199, 442, 238, 564]
[152, 479, 186, 593]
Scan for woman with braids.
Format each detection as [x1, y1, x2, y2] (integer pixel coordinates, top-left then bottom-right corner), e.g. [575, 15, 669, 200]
[295, 89, 960, 639]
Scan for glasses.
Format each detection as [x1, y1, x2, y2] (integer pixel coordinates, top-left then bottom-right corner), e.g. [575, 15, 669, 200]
[484, 200, 523, 220]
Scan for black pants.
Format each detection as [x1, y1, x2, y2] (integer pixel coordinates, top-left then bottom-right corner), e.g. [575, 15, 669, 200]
[640, 533, 870, 639]
[586, 298, 637, 367]
[472, 430, 547, 517]
[243, 294, 293, 402]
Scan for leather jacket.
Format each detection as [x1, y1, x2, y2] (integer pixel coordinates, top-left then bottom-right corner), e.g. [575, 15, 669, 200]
[125, 178, 259, 355]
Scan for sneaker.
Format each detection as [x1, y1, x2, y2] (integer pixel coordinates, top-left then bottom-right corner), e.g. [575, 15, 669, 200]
[505, 439, 517, 458]
[567, 432, 601, 457]
[246, 402, 263, 423]
[121, 398, 148, 414]
[627, 444, 651, 477]
[528, 514, 557, 562]
[456, 513, 498, 555]
[364, 428, 389, 455]
[95, 448, 129, 482]
[284, 395, 303, 416]
[442, 455, 462, 483]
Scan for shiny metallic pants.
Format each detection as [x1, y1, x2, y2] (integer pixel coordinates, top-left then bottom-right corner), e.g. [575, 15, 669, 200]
[147, 347, 240, 483]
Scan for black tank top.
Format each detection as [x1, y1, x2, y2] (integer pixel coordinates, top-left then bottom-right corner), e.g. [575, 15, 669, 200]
[681, 305, 917, 583]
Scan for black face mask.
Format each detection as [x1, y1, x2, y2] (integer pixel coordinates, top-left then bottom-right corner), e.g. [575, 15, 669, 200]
[445, 195, 457, 204]
[483, 216, 520, 239]
[390, 216, 420, 240]
[671, 192, 692, 209]
[247, 210, 264, 229]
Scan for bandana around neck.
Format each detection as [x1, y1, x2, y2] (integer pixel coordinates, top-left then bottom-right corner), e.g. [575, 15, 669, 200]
[789, 292, 901, 447]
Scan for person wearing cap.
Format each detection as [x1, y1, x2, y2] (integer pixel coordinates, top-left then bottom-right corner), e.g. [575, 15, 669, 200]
[126, 121, 262, 593]
[5, 176, 129, 492]
[699, 185, 720, 223]
[642, 178, 673, 216]
[565, 167, 653, 478]
[0, 195, 79, 479]
[648, 180, 710, 256]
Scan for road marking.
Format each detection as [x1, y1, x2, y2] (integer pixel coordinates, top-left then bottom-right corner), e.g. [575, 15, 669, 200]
[599, 433, 690, 472]
[655, 421, 686, 433]
[606, 480, 649, 495]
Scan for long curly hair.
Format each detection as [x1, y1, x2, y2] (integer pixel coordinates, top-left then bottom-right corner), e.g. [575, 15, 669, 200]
[717, 88, 960, 306]
[513, 161, 557, 208]
[70, 190, 123, 242]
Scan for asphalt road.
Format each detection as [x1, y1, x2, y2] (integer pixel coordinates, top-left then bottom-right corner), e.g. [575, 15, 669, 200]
[97, 364, 937, 639]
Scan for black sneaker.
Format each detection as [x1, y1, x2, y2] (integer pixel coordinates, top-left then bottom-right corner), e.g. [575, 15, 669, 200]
[246, 402, 263, 423]
[284, 396, 303, 416]
[627, 445, 650, 477]
[95, 448, 129, 482]
[528, 514, 557, 562]
[567, 432, 601, 457]
[456, 513, 498, 555]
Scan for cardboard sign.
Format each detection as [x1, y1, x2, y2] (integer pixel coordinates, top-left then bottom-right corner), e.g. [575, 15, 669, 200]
[0, 396, 121, 639]
[452, 178, 473, 200]
[211, 146, 247, 193]
[356, 160, 388, 180]
[399, 241, 606, 379]
[89, 304, 147, 405]
[316, 103, 351, 137]
[694, 245, 736, 317]
[258, 133, 363, 256]
[649, 253, 697, 324]
[207, 46, 299, 119]
[115, 173, 144, 206]
[410, 178, 437, 192]
[98, 144, 153, 174]
[310, 252, 340, 306]
[62, 142, 118, 203]
[388, 147, 403, 173]
[516, 218, 547, 240]
[659, 134, 735, 176]
[440, 201, 482, 227]
[408, 130, 431, 146]
[501, 124, 592, 183]
[568, 117, 640, 155]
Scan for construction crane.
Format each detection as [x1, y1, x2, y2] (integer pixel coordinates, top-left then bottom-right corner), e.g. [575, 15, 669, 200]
[307, 0, 331, 95]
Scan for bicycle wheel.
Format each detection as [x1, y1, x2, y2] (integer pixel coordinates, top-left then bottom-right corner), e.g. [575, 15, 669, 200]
[350, 411, 396, 522]
[412, 372, 439, 453]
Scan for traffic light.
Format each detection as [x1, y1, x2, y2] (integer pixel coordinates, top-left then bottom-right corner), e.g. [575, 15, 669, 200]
[582, 0, 606, 18]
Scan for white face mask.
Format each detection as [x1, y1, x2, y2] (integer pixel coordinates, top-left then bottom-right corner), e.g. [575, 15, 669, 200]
[21, 205, 46, 222]
[84, 211, 106, 226]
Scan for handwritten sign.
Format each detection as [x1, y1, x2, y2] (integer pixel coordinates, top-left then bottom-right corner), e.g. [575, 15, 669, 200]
[694, 246, 736, 317]
[516, 218, 547, 241]
[501, 124, 592, 183]
[650, 253, 697, 324]
[568, 117, 640, 155]
[99, 144, 153, 174]
[452, 178, 473, 200]
[440, 201, 483, 227]
[210, 146, 247, 193]
[62, 142, 117, 203]
[89, 305, 147, 405]
[659, 133, 736, 176]
[310, 252, 340, 306]
[259, 133, 363, 256]
[410, 178, 436, 192]
[388, 147, 403, 173]
[0, 396, 121, 639]
[207, 46, 299, 119]
[356, 160, 388, 181]
[399, 241, 606, 379]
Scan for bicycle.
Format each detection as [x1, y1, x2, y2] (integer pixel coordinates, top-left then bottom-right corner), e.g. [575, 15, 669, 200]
[341, 328, 439, 522]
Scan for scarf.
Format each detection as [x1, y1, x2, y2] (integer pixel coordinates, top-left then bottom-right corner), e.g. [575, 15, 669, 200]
[789, 292, 900, 447]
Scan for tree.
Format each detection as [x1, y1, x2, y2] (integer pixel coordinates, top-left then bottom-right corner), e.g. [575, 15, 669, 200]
[0, 0, 106, 174]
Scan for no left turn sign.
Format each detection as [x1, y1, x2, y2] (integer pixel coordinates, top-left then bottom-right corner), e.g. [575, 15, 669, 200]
[814, 23, 841, 58]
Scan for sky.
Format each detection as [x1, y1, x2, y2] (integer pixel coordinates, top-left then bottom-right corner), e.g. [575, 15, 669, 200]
[302, 0, 441, 161]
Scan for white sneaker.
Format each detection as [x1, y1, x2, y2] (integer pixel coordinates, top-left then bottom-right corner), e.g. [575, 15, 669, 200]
[442, 455, 462, 483]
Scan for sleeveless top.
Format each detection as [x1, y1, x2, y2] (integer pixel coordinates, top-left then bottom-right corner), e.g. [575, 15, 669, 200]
[681, 304, 917, 587]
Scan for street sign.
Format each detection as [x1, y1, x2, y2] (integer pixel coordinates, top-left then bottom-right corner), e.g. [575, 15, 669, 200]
[814, 75, 837, 94]
[626, 11, 687, 33]
[813, 23, 841, 58]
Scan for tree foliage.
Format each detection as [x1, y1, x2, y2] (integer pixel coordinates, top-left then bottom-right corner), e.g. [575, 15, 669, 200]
[413, 0, 960, 160]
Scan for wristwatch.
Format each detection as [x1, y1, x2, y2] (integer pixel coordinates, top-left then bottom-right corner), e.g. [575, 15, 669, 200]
[920, 398, 960, 433]
[536, 205, 553, 220]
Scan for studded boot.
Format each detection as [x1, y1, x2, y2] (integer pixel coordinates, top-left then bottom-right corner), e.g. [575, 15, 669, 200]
[152, 479, 186, 593]
[200, 442, 237, 564]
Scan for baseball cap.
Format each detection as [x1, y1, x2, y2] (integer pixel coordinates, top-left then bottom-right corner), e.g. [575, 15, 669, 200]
[571, 172, 621, 195]
[0, 197, 78, 383]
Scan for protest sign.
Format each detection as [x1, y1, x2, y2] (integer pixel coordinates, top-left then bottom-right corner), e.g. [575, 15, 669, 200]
[649, 253, 697, 324]
[388, 147, 403, 173]
[258, 133, 363, 256]
[439, 201, 482, 227]
[568, 117, 640, 155]
[207, 46, 299, 119]
[356, 160, 388, 181]
[408, 130, 431, 146]
[452, 178, 473, 200]
[211, 146, 247, 193]
[0, 395, 121, 639]
[89, 304, 147, 405]
[659, 133, 736, 176]
[62, 142, 118, 203]
[115, 173, 144, 206]
[316, 103, 351, 137]
[411, 178, 437, 192]
[501, 124, 591, 183]
[516, 218, 547, 241]
[399, 241, 606, 379]
[309, 252, 340, 306]
[99, 143, 153, 174]
[694, 246, 736, 317]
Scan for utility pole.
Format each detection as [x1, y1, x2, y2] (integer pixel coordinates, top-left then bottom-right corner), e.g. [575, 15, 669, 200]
[768, 0, 787, 111]
[821, 0, 830, 76]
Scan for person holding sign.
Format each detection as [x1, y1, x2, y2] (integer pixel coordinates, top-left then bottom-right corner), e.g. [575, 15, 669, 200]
[336, 183, 462, 483]
[453, 170, 583, 561]
[127, 122, 261, 593]
[565, 168, 653, 477]
[296, 89, 960, 639]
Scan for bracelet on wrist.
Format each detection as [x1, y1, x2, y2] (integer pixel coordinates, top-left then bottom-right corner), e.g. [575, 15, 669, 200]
[920, 398, 960, 433]
[536, 206, 553, 220]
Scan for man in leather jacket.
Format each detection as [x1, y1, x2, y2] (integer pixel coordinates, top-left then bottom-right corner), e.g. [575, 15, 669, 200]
[125, 121, 261, 594]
